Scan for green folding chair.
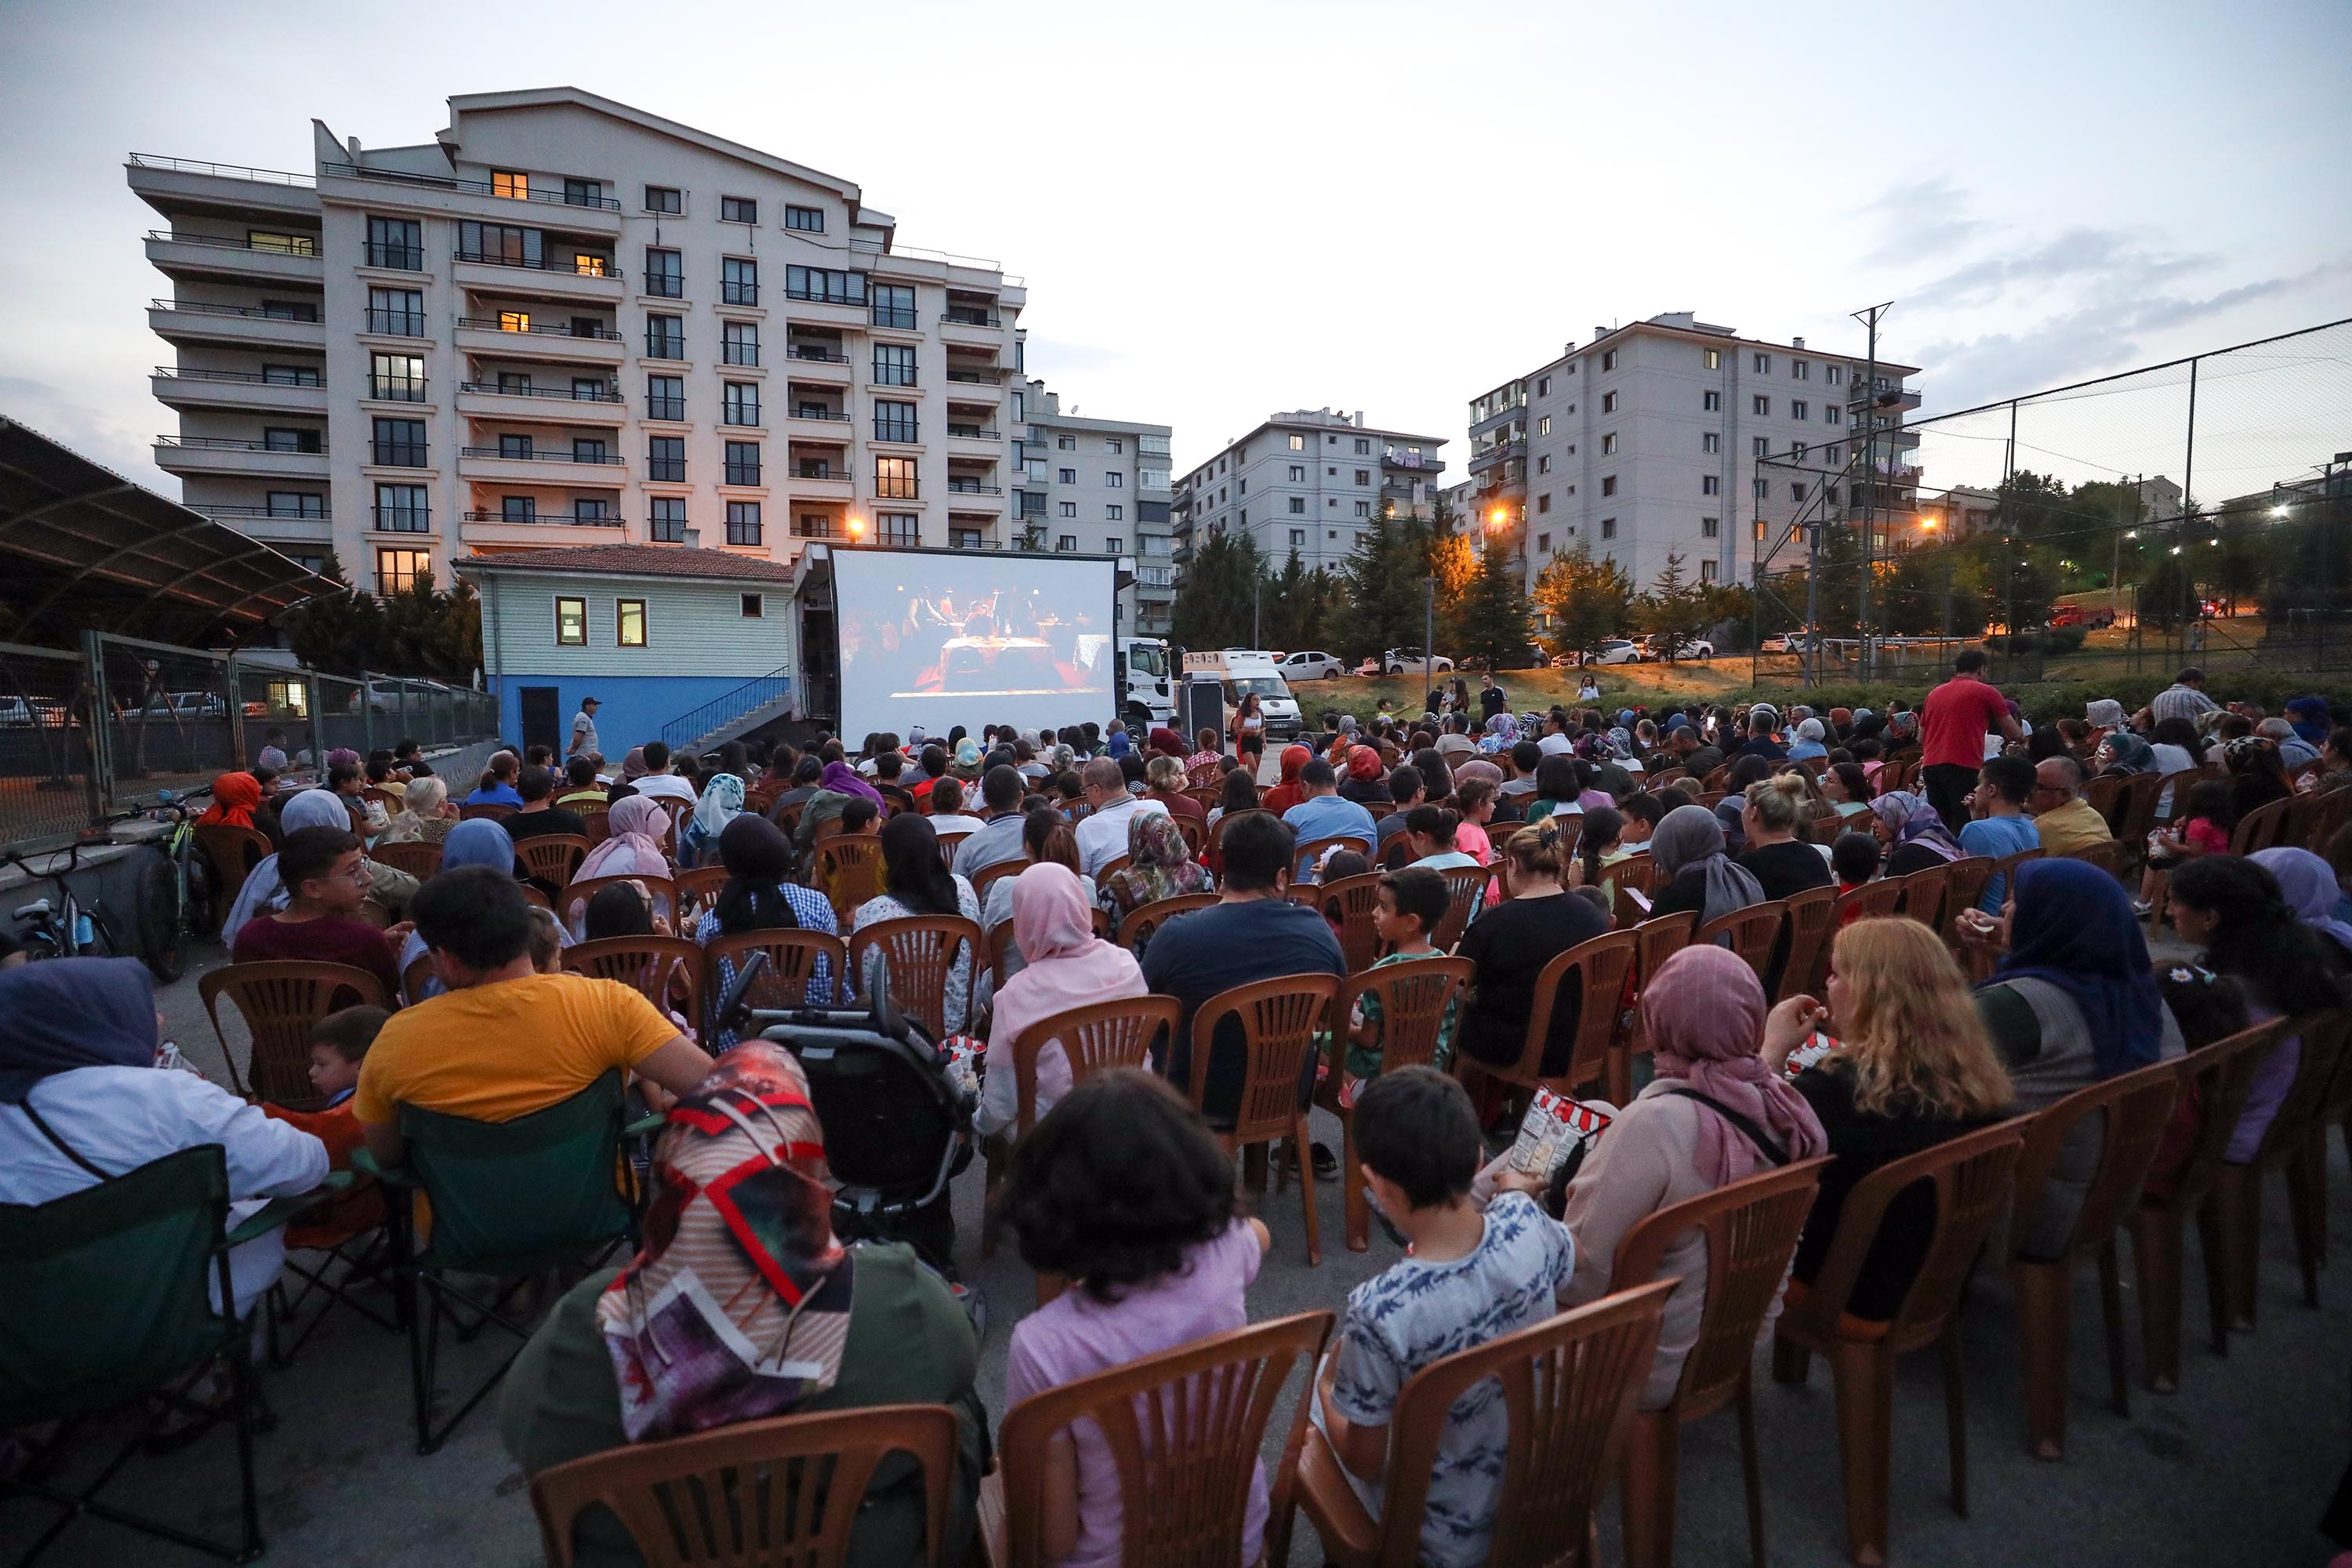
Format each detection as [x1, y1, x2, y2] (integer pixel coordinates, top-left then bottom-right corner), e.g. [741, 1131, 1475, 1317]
[355, 1071, 648, 1455]
[0, 1143, 329, 1565]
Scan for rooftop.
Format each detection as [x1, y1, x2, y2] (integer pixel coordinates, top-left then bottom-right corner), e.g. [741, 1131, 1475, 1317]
[453, 543, 802, 584]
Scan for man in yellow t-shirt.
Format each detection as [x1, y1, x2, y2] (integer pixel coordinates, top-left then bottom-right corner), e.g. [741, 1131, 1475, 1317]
[356, 866, 713, 1168]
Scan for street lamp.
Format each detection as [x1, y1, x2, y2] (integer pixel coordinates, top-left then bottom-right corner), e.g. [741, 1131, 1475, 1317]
[846, 514, 866, 542]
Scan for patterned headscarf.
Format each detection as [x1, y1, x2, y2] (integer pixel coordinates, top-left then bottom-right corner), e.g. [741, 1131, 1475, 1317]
[1479, 713, 1520, 753]
[598, 1042, 851, 1442]
[1112, 807, 1210, 909]
[1869, 790, 1962, 862]
[684, 772, 746, 862]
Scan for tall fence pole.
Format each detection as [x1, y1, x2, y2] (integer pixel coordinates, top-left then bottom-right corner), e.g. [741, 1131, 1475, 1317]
[77, 631, 113, 824]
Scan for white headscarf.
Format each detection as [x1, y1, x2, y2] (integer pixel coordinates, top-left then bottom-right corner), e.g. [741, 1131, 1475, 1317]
[220, 788, 355, 943]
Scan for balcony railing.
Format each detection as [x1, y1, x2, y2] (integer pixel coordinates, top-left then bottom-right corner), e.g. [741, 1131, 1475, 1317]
[156, 434, 325, 454]
[722, 282, 760, 306]
[462, 510, 624, 527]
[722, 343, 760, 367]
[370, 444, 428, 466]
[191, 503, 331, 521]
[458, 380, 623, 402]
[940, 311, 1000, 328]
[454, 249, 622, 280]
[363, 241, 425, 269]
[372, 507, 431, 533]
[945, 368, 1000, 384]
[321, 161, 622, 210]
[456, 316, 622, 340]
[458, 445, 626, 465]
[154, 365, 322, 387]
[366, 377, 428, 402]
[644, 274, 683, 299]
[129, 152, 314, 186]
[364, 309, 427, 336]
[146, 229, 321, 259]
[946, 426, 1002, 441]
[791, 518, 838, 539]
[946, 481, 1004, 495]
[870, 307, 917, 330]
[152, 297, 320, 322]
[791, 409, 851, 423]
[787, 346, 849, 364]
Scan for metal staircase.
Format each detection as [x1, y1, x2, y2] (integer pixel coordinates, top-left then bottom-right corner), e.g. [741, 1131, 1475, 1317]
[662, 666, 793, 754]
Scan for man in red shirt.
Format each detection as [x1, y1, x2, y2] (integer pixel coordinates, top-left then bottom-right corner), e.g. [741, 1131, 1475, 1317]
[1918, 650, 2023, 830]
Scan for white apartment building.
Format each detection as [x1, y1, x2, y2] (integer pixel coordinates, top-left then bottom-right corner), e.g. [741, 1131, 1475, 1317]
[1465, 312, 1922, 593]
[1171, 408, 1446, 584]
[1012, 379, 1174, 634]
[131, 88, 1025, 593]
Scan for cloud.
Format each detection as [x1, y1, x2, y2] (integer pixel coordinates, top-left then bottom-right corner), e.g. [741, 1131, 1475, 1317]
[0, 376, 168, 491]
[1857, 176, 1990, 266]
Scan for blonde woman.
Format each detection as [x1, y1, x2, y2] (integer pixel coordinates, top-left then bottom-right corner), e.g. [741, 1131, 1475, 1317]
[378, 774, 456, 844]
[1764, 917, 2013, 1324]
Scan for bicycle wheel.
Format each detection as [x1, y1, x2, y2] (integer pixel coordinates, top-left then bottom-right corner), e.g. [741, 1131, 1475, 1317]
[128, 851, 187, 982]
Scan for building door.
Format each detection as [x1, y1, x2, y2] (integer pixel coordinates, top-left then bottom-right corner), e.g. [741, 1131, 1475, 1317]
[519, 686, 561, 757]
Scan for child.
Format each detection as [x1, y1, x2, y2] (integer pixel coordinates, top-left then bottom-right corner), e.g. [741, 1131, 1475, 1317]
[1565, 807, 1628, 900]
[1000, 1072, 1274, 1566]
[1831, 831, 1880, 926]
[1453, 778, 1497, 866]
[1316, 1068, 1577, 1564]
[269, 1004, 392, 1250]
[524, 903, 565, 974]
[2138, 779, 2232, 916]
[1617, 792, 1664, 848]
[1343, 869, 1459, 1102]
[840, 796, 881, 835]
[307, 1004, 388, 1109]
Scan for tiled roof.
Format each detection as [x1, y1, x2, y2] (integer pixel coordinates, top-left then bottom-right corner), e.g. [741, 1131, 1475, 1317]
[453, 544, 801, 584]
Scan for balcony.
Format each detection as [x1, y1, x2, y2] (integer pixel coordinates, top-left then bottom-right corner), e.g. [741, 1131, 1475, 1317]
[126, 154, 316, 223]
[1848, 384, 1924, 416]
[789, 471, 855, 503]
[316, 161, 623, 233]
[944, 367, 1003, 387]
[786, 408, 854, 441]
[457, 445, 629, 486]
[453, 249, 625, 306]
[143, 230, 323, 285]
[455, 316, 622, 367]
[151, 366, 327, 416]
[781, 288, 869, 331]
[153, 435, 328, 481]
[784, 347, 852, 385]
[1467, 437, 1525, 476]
[946, 428, 1004, 456]
[184, 506, 332, 546]
[148, 298, 325, 351]
[938, 312, 1004, 346]
[456, 381, 628, 426]
[945, 481, 1004, 495]
[459, 509, 626, 539]
[368, 506, 435, 535]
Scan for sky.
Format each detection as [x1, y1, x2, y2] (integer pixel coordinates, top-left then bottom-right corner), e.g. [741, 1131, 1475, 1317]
[2, 0, 2347, 503]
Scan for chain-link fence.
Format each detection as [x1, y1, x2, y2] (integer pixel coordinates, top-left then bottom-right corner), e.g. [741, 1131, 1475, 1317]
[0, 644, 101, 848]
[1751, 316, 2352, 689]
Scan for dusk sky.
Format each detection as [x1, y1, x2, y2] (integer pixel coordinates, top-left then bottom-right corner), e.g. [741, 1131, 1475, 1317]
[3, 0, 2346, 503]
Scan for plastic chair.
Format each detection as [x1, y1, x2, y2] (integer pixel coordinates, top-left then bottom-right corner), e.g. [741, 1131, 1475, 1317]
[1185, 974, 1341, 1265]
[200, 960, 390, 1109]
[982, 1312, 1333, 1568]
[514, 833, 591, 889]
[670, 863, 729, 928]
[1430, 863, 1491, 950]
[2005, 1057, 2182, 1457]
[402, 949, 437, 1007]
[532, 1403, 964, 1568]
[563, 935, 706, 1033]
[1938, 858, 1996, 942]
[1297, 833, 1371, 880]
[2066, 837, 2126, 881]
[371, 838, 445, 880]
[559, 874, 680, 941]
[985, 920, 1015, 996]
[2082, 772, 2128, 831]
[2129, 1021, 2285, 1391]
[1770, 1116, 2029, 1567]
[1614, 1158, 1832, 1568]
[701, 930, 846, 1029]
[1094, 853, 1133, 886]
[815, 837, 883, 927]
[1172, 814, 1208, 859]
[1297, 1281, 1675, 1568]
[969, 858, 1025, 903]
[1693, 901, 1786, 987]
[935, 831, 971, 868]
[1777, 885, 1840, 1005]
[356, 1071, 643, 1454]
[1319, 956, 1473, 1251]
[1610, 851, 1657, 915]
[847, 916, 985, 1044]
[1304, 871, 1388, 975]
[1893, 864, 1948, 931]
[1980, 847, 2045, 924]
[2229, 796, 2294, 855]
[1205, 808, 1272, 879]
[1625, 912, 1700, 1095]
[2205, 1008, 2348, 1325]
[1114, 891, 1218, 953]
[573, 805, 611, 847]
[1481, 930, 1640, 1100]
[195, 821, 274, 908]
[459, 801, 517, 822]
[2150, 767, 2203, 825]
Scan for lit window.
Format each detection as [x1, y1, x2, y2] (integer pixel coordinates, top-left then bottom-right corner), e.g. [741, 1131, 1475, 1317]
[499, 310, 530, 332]
[1288, 434, 1305, 450]
[617, 599, 648, 646]
[492, 170, 529, 200]
[556, 596, 586, 644]
[376, 547, 432, 594]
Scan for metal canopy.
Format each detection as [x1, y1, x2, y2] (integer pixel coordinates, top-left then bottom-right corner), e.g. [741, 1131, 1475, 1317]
[0, 417, 332, 648]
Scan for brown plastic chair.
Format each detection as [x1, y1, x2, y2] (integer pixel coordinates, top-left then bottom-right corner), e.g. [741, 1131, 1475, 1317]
[1776, 885, 1839, 1005]
[459, 802, 517, 822]
[1186, 974, 1341, 1265]
[847, 916, 985, 1044]
[1307, 871, 1388, 975]
[1982, 847, 2044, 914]
[1610, 850, 1656, 910]
[670, 864, 730, 929]
[2082, 772, 2128, 831]
[982, 1311, 1333, 1568]
[1771, 1116, 2029, 1566]
[2149, 767, 2203, 824]
[1094, 853, 1132, 886]
[2066, 837, 2126, 880]
[573, 805, 612, 848]
[1693, 901, 1786, 987]
[935, 831, 971, 868]
[514, 833, 591, 890]
[1623, 911, 1699, 1094]
[1297, 1280, 1675, 1568]
[1615, 1159, 1833, 1568]
[2129, 1021, 2285, 1391]
[814, 837, 883, 927]
[369, 838, 445, 880]
[1937, 858, 1996, 945]
[195, 822, 274, 904]
[967, 858, 1025, 904]
[2005, 1057, 2182, 1458]
[2114, 771, 2165, 858]
[2206, 1008, 2348, 1325]
[701, 929, 848, 1029]
[559, 874, 679, 940]
[2229, 796, 2294, 855]
[1318, 956, 1475, 1251]
[1430, 863, 1490, 950]
[1479, 930, 1639, 1102]
[401, 950, 436, 1007]
[1114, 892, 1218, 953]
[200, 960, 390, 1109]
[985, 920, 1015, 996]
[1893, 864, 1948, 931]
[563, 936, 706, 1030]
[1296, 833, 1370, 880]
[532, 1403, 962, 1568]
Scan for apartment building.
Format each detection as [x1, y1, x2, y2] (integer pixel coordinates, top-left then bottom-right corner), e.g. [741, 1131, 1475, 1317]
[131, 87, 1025, 595]
[1465, 312, 1922, 593]
[1011, 379, 1174, 634]
[1170, 408, 1446, 585]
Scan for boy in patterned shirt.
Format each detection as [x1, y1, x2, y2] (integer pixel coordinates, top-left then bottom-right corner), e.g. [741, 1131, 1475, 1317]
[1313, 1067, 1577, 1566]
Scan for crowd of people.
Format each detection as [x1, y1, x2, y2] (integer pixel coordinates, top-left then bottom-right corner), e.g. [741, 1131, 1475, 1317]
[6, 654, 2352, 1566]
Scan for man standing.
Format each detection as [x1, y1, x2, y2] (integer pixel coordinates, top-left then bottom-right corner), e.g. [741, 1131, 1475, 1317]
[1072, 757, 1168, 879]
[2027, 756, 2114, 858]
[568, 697, 601, 763]
[1960, 755, 2040, 911]
[1918, 651, 2023, 830]
[2142, 667, 2222, 731]
[1479, 675, 1508, 721]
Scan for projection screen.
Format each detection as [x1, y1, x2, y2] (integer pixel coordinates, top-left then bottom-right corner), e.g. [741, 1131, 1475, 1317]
[830, 548, 1118, 742]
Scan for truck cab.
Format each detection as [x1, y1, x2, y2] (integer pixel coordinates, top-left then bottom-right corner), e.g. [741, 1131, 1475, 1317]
[1114, 636, 1174, 732]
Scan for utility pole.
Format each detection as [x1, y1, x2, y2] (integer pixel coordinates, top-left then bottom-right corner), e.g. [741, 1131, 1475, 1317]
[1422, 575, 1435, 700]
[1252, 572, 1261, 648]
[1852, 301, 1892, 683]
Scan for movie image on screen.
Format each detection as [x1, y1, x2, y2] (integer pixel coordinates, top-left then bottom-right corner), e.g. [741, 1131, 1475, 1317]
[832, 550, 1116, 739]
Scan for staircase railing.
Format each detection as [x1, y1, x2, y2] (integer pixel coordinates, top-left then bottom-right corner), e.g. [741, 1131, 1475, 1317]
[662, 666, 793, 750]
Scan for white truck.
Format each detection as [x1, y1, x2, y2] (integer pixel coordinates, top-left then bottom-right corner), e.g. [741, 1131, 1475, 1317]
[1114, 636, 1174, 733]
[1181, 650, 1302, 741]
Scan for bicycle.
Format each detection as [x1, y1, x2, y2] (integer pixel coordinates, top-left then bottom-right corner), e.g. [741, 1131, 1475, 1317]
[136, 786, 217, 982]
[5, 839, 126, 966]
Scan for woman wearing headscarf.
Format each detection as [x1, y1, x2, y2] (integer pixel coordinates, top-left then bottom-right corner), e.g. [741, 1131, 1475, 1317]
[2222, 734, 2294, 821]
[679, 771, 746, 867]
[499, 1042, 985, 1568]
[849, 814, 982, 1033]
[2084, 698, 2128, 737]
[0, 958, 328, 1317]
[694, 815, 838, 1050]
[1148, 726, 1187, 762]
[1647, 802, 1766, 927]
[1786, 717, 1829, 763]
[222, 787, 419, 943]
[975, 863, 1148, 1141]
[617, 746, 650, 784]
[2095, 731, 2158, 777]
[198, 771, 266, 833]
[379, 773, 457, 845]
[1337, 744, 1392, 807]
[2251, 846, 2352, 961]
[1100, 808, 1213, 921]
[576, 793, 672, 882]
[793, 760, 888, 851]
[1869, 790, 1965, 877]
[1477, 712, 1519, 756]
[952, 736, 985, 779]
[400, 818, 528, 1003]
[1260, 743, 1313, 815]
[1546, 944, 1828, 1406]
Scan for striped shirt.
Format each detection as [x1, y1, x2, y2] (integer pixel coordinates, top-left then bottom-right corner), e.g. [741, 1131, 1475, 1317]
[2148, 682, 2220, 728]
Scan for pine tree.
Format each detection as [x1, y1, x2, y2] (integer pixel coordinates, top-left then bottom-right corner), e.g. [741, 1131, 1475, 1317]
[1169, 532, 1265, 651]
[1636, 552, 1710, 660]
[1530, 540, 1634, 661]
[1444, 540, 1536, 670]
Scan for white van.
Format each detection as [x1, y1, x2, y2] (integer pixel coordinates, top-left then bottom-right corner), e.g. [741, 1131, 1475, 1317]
[1182, 651, 1301, 740]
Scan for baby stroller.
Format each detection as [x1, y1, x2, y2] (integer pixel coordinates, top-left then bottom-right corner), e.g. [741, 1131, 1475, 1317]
[711, 953, 976, 1281]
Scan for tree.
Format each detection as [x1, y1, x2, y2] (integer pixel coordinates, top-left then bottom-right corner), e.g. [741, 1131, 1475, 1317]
[1530, 540, 1633, 660]
[278, 565, 481, 682]
[1332, 513, 1424, 659]
[1636, 552, 1710, 659]
[1168, 531, 1265, 652]
[1444, 539, 1536, 670]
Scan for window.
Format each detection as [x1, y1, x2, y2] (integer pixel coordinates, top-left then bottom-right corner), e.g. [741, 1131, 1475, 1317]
[1537, 416, 1552, 436]
[492, 169, 529, 200]
[1755, 518, 1769, 543]
[649, 495, 687, 542]
[1754, 437, 1771, 458]
[878, 513, 920, 546]
[1058, 501, 1077, 517]
[1704, 348, 1721, 370]
[722, 382, 761, 426]
[364, 216, 421, 269]
[648, 435, 685, 481]
[1353, 469, 1370, 485]
[1754, 478, 1769, 499]
[645, 314, 684, 359]
[1828, 485, 1842, 504]
[1701, 474, 1721, 495]
[260, 299, 318, 321]
[376, 547, 431, 594]
[873, 400, 917, 443]
[1104, 471, 1123, 488]
[742, 593, 764, 618]
[365, 286, 423, 336]
[562, 176, 604, 209]
[870, 284, 916, 330]
[1601, 350, 1617, 371]
[1536, 532, 1552, 554]
[1792, 400, 1809, 421]
[373, 483, 428, 532]
[1287, 464, 1305, 481]
[1700, 515, 1719, 539]
[499, 433, 533, 459]
[1106, 437, 1123, 454]
[876, 456, 918, 499]
[616, 599, 648, 646]
[1287, 434, 1305, 451]
[499, 310, 532, 333]
[556, 596, 587, 644]
[1825, 405, 1843, 425]
[1105, 503, 1124, 521]
[368, 352, 424, 401]
[647, 375, 684, 422]
[1827, 365, 1845, 386]
[260, 363, 321, 387]
[370, 417, 426, 466]
[1537, 494, 1552, 514]
[725, 500, 762, 546]
[1602, 390, 1618, 414]
[1290, 528, 1306, 547]
[950, 528, 984, 550]
[1700, 560, 1719, 583]
[724, 441, 761, 486]
[265, 491, 323, 517]
[1752, 395, 1770, 416]
[1057, 467, 1076, 485]
[786, 266, 866, 305]
[719, 195, 757, 224]
[722, 256, 758, 306]
[1354, 437, 1370, 456]
[873, 343, 916, 387]
[1288, 497, 1306, 514]
[1055, 535, 1076, 552]
[1703, 390, 1721, 412]
[1354, 500, 1371, 517]
[644, 184, 681, 213]
[1827, 444, 1843, 466]
[1791, 483, 1807, 502]
[501, 495, 535, 522]
[1752, 353, 1772, 373]
[1602, 433, 1618, 455]
[1792, 441, 1809, 463]
[1105, 536, 1124, 554]
[1057, 436, 1078, 452]
[1600, 517, 1617, 540]
[785, 204, 823, 232]
[1536, 454, 1552, 475]
[644, 247, 681, 297]
[1702, 431, 1720, 454]
[722, 321, 759, 366]
[572, 377, 605, 401]
[1600, 476, 1617, 497]
[1537, 375, 1552, 396]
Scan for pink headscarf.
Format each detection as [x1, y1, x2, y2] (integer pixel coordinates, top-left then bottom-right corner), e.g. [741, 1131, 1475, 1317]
[819, 760, 884, 808]
[982, 863, 1145, 1132]
[576, 793, 671, 881]
[1638, 944, 1827, 1184]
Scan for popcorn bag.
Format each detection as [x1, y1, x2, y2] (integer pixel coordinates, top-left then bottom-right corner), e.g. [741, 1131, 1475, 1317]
[938, 1035, 983, 1095]
[1782, 1030, 1839, 1081]
[1506, 1088, 1613, 1180]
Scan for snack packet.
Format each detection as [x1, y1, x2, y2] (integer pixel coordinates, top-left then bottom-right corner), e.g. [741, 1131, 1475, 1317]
[1506, 1087, 1614, 1179]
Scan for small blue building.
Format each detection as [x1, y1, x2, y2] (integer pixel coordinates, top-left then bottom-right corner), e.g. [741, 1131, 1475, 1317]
[459, 544, 796, 762]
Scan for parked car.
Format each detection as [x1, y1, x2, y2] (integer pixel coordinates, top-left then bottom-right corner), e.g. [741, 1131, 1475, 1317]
[350, 680, 412, 714]
[1279, 649, 1348, 681]
[1381, 648, 1454, 674]
[0, 697, 65, 728]
[127, 691, 227, 721]
[1588, 639, 1646, 666]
